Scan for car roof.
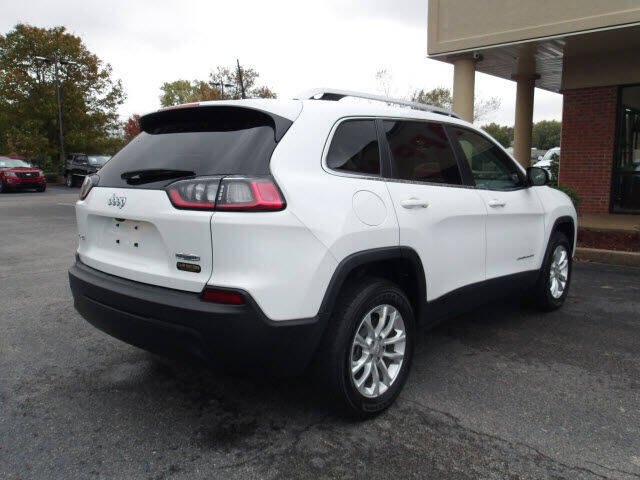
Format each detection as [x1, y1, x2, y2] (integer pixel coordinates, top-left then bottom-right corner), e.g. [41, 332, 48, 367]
[298, 99, 474, 128]
[147, 97, 474, 128]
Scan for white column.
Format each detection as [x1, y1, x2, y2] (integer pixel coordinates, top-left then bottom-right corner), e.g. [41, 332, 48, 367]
[452, 58, 475, 122]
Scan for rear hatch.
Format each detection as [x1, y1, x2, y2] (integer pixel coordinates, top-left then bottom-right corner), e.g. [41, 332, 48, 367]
[75, 102, 299, 292]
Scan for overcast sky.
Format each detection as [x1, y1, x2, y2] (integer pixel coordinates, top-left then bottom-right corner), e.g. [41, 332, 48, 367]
[2, 0, 562, 125]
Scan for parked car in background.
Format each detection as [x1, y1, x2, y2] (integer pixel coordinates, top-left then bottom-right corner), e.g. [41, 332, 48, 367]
[535, 147, 560, 170]
[64, 153, 111, 187]
[0, 156, 46, 193]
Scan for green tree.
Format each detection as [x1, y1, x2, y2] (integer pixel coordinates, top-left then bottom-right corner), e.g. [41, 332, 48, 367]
[410, 87, 452, 109]
[159, 79, 222, 106]
[532, 120, 561, 150]
[0, 24, 125, 168]
[410, 86, 500, 122]
[160, 63, 277, 107]
[481, 123, 513, 148]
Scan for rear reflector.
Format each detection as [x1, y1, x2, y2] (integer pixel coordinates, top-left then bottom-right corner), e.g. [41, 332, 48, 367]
[202, 288, 245, 305]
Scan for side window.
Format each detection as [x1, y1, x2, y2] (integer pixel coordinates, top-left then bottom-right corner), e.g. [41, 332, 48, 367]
[450, 128, 525, 190]
[326, 120, 380, 175]
[382, 120, 461, 185]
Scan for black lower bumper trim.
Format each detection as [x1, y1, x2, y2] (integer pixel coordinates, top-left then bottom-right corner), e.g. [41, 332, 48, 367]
[69, 261, 327, 376]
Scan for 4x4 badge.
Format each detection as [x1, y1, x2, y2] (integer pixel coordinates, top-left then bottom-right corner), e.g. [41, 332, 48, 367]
[107, 193, 127, 209]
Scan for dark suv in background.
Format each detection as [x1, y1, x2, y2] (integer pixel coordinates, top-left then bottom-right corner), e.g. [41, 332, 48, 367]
[64, 153, 111, 187]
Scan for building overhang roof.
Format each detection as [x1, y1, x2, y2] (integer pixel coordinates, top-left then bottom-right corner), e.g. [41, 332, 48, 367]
[429, 23, 640, 92]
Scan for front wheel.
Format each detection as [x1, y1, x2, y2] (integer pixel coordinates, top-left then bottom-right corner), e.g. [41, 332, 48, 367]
[528, 231, 572, 310]
[315, 278, 415, 418]
[65, 173, 74, 188]
[36, 184, 46, 192]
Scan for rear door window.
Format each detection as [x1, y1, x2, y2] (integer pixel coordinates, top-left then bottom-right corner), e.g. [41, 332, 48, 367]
[382, 120, 461, 184]
[97, 106, 292, 189]
[326, 120, 380, 175]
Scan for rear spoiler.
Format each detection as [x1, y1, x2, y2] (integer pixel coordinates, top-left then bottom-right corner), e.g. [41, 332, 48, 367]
[140, 105, 293, 142]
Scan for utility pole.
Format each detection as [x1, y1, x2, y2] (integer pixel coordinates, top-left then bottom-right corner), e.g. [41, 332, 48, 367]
[53, 60, 65, 165]
[213, 80, 234, 99]
[34, 56, 77, 165]
[236, 59, 246, 99]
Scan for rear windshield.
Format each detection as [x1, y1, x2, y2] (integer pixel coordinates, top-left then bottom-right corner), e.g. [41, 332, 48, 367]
[97, 106, 292, 189]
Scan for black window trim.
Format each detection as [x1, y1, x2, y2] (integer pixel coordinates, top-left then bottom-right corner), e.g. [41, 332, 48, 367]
[445, 124, 529, 192]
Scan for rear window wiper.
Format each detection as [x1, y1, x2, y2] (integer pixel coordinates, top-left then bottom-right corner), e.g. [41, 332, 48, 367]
[121, 169, 195, 185]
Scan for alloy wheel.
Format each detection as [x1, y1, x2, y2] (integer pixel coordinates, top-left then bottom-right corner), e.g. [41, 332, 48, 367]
[349, 304, 406, 398]
[549, 245, 569, 299]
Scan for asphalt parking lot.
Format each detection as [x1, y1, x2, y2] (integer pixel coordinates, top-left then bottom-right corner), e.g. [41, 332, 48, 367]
[1, 185, 639, 480]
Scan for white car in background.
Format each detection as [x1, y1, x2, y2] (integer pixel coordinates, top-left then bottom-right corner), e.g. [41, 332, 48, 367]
[535, 147, 560, 170]
[68, 89, 577, 417]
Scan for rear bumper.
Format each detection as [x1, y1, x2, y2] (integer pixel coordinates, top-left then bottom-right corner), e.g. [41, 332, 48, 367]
[68, 260, 327, 376]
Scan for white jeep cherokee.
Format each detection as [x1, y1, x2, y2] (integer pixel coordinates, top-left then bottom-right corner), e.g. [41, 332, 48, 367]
[69, 89, 576, 417]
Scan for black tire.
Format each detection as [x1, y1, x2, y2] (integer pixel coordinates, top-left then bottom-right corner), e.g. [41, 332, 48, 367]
[0, 181, 5, 193]
[65, 173, 74, 188]
[314, 277, 415, 419]
[528, 231, 572, 310]
[37, 184, 46, 192]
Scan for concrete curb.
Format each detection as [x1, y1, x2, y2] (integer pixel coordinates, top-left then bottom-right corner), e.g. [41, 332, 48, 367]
[575, 247, 640, 267]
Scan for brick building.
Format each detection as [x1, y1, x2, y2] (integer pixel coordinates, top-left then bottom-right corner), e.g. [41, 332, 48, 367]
[427, 1, 640, 215]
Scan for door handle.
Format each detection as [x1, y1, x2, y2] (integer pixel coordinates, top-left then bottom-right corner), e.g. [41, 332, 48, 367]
[401, 198, 429, 209]
[488, 199, 506, 208]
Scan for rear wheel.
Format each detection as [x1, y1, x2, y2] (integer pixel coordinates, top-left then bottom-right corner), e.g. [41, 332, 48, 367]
[315, 278, 415, 418]
[0, 181, 5, 193]
[528, 231, 572, 310]
[65, 173, 74, 188]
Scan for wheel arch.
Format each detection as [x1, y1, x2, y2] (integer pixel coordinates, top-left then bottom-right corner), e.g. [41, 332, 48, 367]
[318, 247, 427, 323]
[550, 215, 576, 255]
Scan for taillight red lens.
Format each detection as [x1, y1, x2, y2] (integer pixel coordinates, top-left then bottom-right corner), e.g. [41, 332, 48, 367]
[165, 176, 285, 211]
[216, 177, 285, 211]
[202, 288, 245, 305]
[166, 177, 220, 210]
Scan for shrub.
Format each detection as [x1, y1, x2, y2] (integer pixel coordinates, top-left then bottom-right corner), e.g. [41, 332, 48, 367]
[547, 152, 580, 210]
[549, 153, 559, 186]
[554, 184, 580, 210]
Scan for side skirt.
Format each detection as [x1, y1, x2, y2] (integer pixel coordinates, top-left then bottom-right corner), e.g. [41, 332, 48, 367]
[421, 270, 539, 328]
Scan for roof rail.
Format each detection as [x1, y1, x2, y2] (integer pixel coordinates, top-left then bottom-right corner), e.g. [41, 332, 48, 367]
[294, 88, 461, 119]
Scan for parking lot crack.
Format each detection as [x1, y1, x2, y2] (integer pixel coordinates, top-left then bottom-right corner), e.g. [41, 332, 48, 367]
[401, 397, 627, 480]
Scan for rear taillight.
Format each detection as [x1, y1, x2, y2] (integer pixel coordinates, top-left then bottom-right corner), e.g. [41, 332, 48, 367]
[166, 176, 220, 210]
[165, 175, 285, 212]
[80, 174, 99, 200]
[202, 288, 245, 305]
[216, 176, 285, 211]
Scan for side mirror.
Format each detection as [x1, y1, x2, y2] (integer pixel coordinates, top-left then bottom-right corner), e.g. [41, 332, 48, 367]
[527, 166, 548, 186]
[538, 155, 544, 161]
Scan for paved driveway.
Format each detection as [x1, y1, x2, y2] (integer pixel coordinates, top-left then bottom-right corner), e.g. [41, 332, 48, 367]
[1, 186, 639, 479]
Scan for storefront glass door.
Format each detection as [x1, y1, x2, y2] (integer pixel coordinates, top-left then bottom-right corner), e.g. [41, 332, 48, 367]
[613, 85, 640, 213]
